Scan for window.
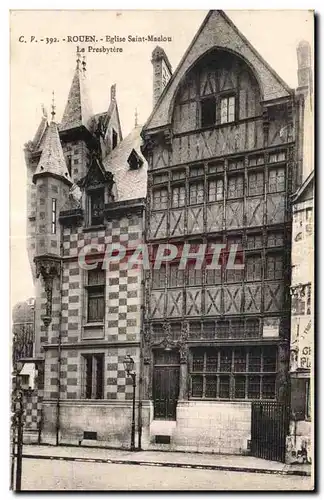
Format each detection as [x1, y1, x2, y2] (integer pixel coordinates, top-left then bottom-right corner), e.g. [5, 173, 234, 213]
[267, 232, 284, 247]
[172, 185, 186, 208]
[152, 188, 168, 210]
[220, 96, 235, 124]
[247, 234, 263, 249]
[66, 155, 72, 176]
[248, 172, 264, 195]
[127, 149, 143, 170]
[189, 182, 204, 205]
[51, 198, 57, 234]
[227, 175, 244, 198]
[266, 254, 284, 280]
[152, 267, 166, 289]
[87, 268, 105, 322]
[206, 266, 222, 285]
[188, 264, 203, 286]
[245, 319, 260, 338]
[201, 96, 216, 128]
[189, 321, 202, 340]
[228, 158, 244, 171]
[225, 236, 243, 283]
[89, 189, 104, 226]
[208, 179, 223, 202]
[172, 169, 186, 181]
[269, 151, 286, 163]
[112, 128, 118, 149]
[246, 255, 262, 281]
[249, 155, 264, 167]
[82, 353, 104, 399]
[190, 346, 277, 400]
[268, 168, 285, 193]
[169, 264, 184, 288]
[208, 161, 224, 174]
[153, 172, 168, 184]
[190, 165, 204, 177]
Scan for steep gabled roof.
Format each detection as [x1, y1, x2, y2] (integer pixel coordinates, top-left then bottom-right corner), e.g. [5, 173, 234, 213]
[104, 125, 147, 201]
[33, 121, 72, 185]
[144, 10, 292, 132]
[60, 56, 93, 132]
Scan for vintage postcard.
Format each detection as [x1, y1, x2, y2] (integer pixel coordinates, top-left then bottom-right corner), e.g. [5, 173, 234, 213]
[10, 9, 314, 491]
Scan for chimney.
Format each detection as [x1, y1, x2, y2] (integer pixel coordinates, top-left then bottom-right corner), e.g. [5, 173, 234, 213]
[151, 46, 172, 108]
[296, 40, 313, 186]
[297, 41, 312, 93]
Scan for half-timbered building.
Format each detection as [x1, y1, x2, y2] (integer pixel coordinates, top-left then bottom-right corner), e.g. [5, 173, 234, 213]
[141, 10, 308, 456]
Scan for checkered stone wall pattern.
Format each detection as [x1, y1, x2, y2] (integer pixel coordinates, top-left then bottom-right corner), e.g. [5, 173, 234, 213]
[23, 391, 43, 430]
[39, 210, 143, 407]
[106, 347, 139, 400]
[45, 347, 140, 401]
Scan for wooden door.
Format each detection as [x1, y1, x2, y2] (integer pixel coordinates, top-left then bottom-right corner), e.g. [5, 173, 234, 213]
[153, 350, 180, 420]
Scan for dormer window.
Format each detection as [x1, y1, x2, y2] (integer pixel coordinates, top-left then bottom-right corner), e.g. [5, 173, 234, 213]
[128, 149, 143, 170]
[89, 188, 104, 226]
[112, 128, 118, 150]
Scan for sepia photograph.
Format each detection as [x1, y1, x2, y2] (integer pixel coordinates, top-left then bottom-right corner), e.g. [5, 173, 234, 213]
[10, 8, 314, 491]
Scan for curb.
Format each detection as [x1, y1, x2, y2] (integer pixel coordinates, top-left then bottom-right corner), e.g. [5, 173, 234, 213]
[21, 454, 311, 477]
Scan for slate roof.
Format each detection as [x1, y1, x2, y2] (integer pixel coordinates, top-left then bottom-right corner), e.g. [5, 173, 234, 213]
[104, 125, 147, 201]
[33, 121, 72, 184]
[144, 9, 292, 132]
[60, 63, 93, 132]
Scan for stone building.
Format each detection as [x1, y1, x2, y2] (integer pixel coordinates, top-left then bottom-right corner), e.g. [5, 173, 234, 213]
[22, 11, 313, 458]
[24, 51, 147, 446]
[140, 10, 309, 457]
[286, 41, 314, 464]
[287, 171, 314, 464]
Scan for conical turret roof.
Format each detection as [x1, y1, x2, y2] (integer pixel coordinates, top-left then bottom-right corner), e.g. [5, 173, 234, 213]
[33, 120, 72, 185]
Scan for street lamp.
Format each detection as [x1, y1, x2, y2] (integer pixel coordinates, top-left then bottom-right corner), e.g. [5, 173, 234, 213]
[123, 355, 136, 451]
[11, 362, 25, 491]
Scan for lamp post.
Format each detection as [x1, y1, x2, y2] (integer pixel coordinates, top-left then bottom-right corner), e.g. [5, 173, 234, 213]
[11, 362, 25, 491]
[123, 355, 136, 451]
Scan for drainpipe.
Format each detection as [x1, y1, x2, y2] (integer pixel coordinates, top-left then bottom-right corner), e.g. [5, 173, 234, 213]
[55, 228, 64, 446]
[137, 202, 146, 450]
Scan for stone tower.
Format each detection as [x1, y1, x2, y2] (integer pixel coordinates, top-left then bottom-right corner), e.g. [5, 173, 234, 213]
[32, 107, 72, 350]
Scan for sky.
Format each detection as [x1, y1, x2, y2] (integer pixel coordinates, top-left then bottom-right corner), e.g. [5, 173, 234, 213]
[10, 9, 314, 307]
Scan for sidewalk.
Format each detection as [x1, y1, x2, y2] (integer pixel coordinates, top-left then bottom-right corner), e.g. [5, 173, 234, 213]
[21, 444, 312, 477]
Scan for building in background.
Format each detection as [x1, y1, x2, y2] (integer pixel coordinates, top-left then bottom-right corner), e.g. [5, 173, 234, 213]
[287, 171, 314, 464]
[286, 40, 314, 465]
[12, 297, 36, 388]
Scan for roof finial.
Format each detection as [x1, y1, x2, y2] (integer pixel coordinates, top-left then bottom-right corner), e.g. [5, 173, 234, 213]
[82, 55, 86, 73]
[41, 103, 48, 119]
[51, 91, 56, 122]
[76, 48, 81, 70]
[135, 108, 138, 127]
